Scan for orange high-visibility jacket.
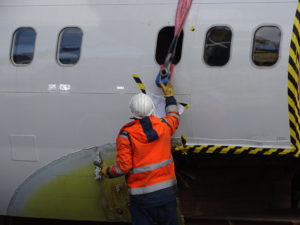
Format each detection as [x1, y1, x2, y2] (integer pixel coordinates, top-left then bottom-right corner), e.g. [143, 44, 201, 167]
[107, 96, 180, 195]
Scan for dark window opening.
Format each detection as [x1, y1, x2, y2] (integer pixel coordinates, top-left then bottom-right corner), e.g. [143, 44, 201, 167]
[11, 27, 36, 65]
[58, 27, 83, 65]
[155, 26, 183, 65]
[252, 26, 281, 66]
[204, 26, 232, 66]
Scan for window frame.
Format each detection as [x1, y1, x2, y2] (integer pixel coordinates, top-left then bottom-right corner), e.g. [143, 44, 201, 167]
[203, 25, 233, 67]
[10, 27, 37, 66]
[56, 26, 83, 66]
[155, 26, 184, 65]
[251, 24, 282, 68]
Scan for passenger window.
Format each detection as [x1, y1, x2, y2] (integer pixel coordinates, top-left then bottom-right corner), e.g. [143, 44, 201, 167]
[204, 26, 232, 66]
[11, 27, 36, 65]
[57, 27, 83, 65]
[155, 26, 183, 65]
[252, 26, 281, 66]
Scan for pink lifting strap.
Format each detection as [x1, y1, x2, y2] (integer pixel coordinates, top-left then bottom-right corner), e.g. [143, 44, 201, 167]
[174, 0, 193, 36]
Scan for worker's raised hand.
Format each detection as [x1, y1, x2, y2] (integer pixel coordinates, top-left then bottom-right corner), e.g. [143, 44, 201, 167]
[160, 82, 174, 97]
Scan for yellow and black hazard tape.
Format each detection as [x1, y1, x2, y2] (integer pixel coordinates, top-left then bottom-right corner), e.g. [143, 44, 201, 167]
[178, 102, 190, 109]
[174, 145, 295, 156]
[132, 74, 146, 94]
[288, 0, 300, 157]
[175, 1, 300, 157]
[174, 135, 295, 156]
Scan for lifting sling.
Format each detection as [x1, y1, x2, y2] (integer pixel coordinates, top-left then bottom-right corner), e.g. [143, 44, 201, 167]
[156, 0, 193, 87]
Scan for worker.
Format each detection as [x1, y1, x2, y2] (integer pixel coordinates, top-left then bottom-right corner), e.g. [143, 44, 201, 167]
[101, 81, 180, 225]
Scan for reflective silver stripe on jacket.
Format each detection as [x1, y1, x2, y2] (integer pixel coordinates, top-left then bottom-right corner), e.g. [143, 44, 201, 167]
[119, 134, 129, 139]
[167, 112, 180, 120]
[113, 163, 125, 175]
[130, 158, 174, 174]
[166, 105, 178, 113]
[119, 131, 129, 139]
[128, 178, 177, 195]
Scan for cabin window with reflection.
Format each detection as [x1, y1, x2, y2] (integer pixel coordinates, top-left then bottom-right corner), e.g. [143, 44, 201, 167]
[57, 27, 83, 65]
[11, 27, 36, 65]
[204, 26, 232, 66]
[252, 26, 281, 66]
[155, 26, 183, 65]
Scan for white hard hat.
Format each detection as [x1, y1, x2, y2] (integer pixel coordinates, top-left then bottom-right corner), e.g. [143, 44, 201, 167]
[129, 93, 154, 119]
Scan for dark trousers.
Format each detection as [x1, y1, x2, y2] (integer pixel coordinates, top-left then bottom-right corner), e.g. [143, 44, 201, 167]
[129, 199, 178, 225]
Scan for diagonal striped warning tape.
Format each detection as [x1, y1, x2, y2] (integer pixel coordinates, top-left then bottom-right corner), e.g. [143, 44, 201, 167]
[288, 0, 300, 157]
[132, 74, 146, 94]
[174, 135, 294, 156]
[181, 134, 187, 147]
[174, 142, 294, 156]
[178, 102, 190, 109]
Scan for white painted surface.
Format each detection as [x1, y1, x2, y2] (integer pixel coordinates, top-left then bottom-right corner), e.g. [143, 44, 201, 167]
[0, 0, 297, 216]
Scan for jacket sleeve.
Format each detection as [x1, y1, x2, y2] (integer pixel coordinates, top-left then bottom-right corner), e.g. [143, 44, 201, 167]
[107, 130, 132, 178]
[163, 96, 180, 135]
